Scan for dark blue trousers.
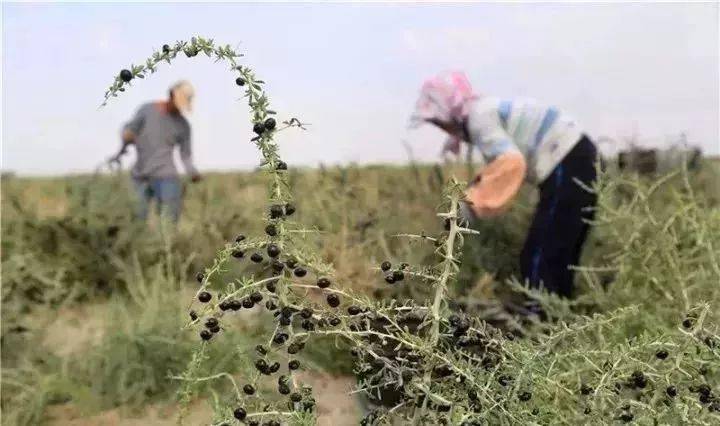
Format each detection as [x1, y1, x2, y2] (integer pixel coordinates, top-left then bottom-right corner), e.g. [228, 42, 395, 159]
[520, 135, 598, 298]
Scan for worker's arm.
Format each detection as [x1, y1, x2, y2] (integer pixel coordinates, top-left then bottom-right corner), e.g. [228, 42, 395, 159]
[465, 107, 527, 217]
[117, 105, 147, 156]
[178, 124, 201, 182]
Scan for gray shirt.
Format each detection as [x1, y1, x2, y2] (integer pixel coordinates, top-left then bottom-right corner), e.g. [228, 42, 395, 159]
[123, 102, 198, 179]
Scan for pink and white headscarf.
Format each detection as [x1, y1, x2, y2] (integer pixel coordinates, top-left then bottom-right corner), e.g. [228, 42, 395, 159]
[409, 71, 478, 129]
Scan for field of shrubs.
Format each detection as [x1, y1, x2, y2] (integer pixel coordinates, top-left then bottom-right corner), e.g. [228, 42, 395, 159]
[1, 37, 718, 425]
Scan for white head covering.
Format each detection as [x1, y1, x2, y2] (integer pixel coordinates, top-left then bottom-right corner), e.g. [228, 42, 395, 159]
[170, 80, 195, 113]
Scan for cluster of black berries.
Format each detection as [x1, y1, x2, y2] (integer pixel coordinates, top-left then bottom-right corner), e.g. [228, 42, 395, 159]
[379, 261, 406, 284]
[253, 118, 277, 136]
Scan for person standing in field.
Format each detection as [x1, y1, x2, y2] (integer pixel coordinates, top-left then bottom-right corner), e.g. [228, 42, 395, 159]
[117, 80, 201, 223]
[410, 71, 598, 302]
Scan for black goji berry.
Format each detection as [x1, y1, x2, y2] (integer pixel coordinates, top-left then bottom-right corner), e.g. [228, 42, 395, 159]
[250, 292, 263, 303]
[326, 294, 340, 308]
[317, 277, 331, 289]
[235, 77, 245, 86]
[666, 386, 677, 397]
[196, 272, 204, 283]
[290, 392, 302, 402]
[656, 349, 669, 360]
[200, 330, 212, 341]
[198, 291, 212, 303]
[162, 44, 171, 54]
[119, 69, 133, 82]
[251, 253, 264, 263]
[242, 298, 254, 309]
[269, 204, 283, 219]
[205, 318, 218, 328]
[233, 408, 247, 420]
[289, 359, 300, 370]
[392, 270, 404, 282]
[265, 224, 278, 236]
[294, 267, 307, 277]
[244, 384, 255, 395]
[232, 250, 244, 258]
[380, 261, 391, 271]
[253, 122, 265, 135]
[267, 244, 281, 258]
[348, 306, 361, 316]
[189, 310, 198, 320]
[264, 118, 276, 131]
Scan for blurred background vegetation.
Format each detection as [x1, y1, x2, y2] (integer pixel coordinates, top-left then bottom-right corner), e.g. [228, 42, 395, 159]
[1, 159, 718, 425]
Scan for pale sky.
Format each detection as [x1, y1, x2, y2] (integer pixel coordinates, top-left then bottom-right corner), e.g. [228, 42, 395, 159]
[2, 2, 719, 176]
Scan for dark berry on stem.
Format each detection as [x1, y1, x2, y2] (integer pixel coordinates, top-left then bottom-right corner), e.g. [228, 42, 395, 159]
[265, 224, 278, 236]
[285, 203, 296, 216]
[317, 277, 331, 289]
[200, 330, 212, 341]
[189, 310, 198, 321]
[392, 270, 404, 282]
[230, 299, 242, 311]
[348, 306, 361, 316]
[235, 77, 245, 86]
[294, 267, 307, 277]
[244, 384, 255, 395]
[276, 161, 288, 170]
[233, 408, 247, 420]
[255, 359, 268, 371]
[264, 118, 276, 131]
[286, 258, 298, 269]
[235, 234, 246, 243]
[288, 343, 300, 354]
[290, 392, 302, 403]
[289, 360, 300, 370]
[666, 386, 677, 397]
[198, 291, 212, 303]
[385, 274, 396, 284]
[232, 250, 244, 259]
[242, 298, 254, 309]
[301, 319, 315, 331]
[683, 318, 694, 328]
[209, 325, 220, 333]
[327, 294, 340, 308]
[266, 281, 277, 293]
[656, 349, 669, 360]
[270, 204, 283, 219]
[256, 345, 268, 355]
[265, 300, 278, 310]
[267, 244, 281, 258]
[300, 308, 313, 319]
[380, 261, 391, 271]
[219, 301, 231, 311]
[251, 292, 263, 303]
[271, 260, 284, 273]
[329, 317, 341, 326]
[251, 253, 263, 263]
[269, 362, 280, 373]
[162, 44, 170, 54]
[119, 69, 133, 82]
[205, 318, 218, 328]
[196, 272, 204, 283]
[278, 384, 290, 395]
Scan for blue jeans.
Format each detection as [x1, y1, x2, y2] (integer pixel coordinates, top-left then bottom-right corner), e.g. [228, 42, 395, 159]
[133, 177, 183, 223]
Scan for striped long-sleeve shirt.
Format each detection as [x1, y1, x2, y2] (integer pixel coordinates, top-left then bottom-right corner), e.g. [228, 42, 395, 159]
[466, 97, 583, 183]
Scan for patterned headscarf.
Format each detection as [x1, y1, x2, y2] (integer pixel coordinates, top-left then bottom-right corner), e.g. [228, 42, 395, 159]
[409, 71, 477, 128]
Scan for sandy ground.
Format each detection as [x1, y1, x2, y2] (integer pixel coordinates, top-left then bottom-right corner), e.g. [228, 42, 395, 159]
[38, 301, 362, 426]
[45, 373, 361, 425]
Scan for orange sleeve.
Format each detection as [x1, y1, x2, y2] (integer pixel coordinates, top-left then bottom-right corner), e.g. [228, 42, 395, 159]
[465, 151, 527, 218]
